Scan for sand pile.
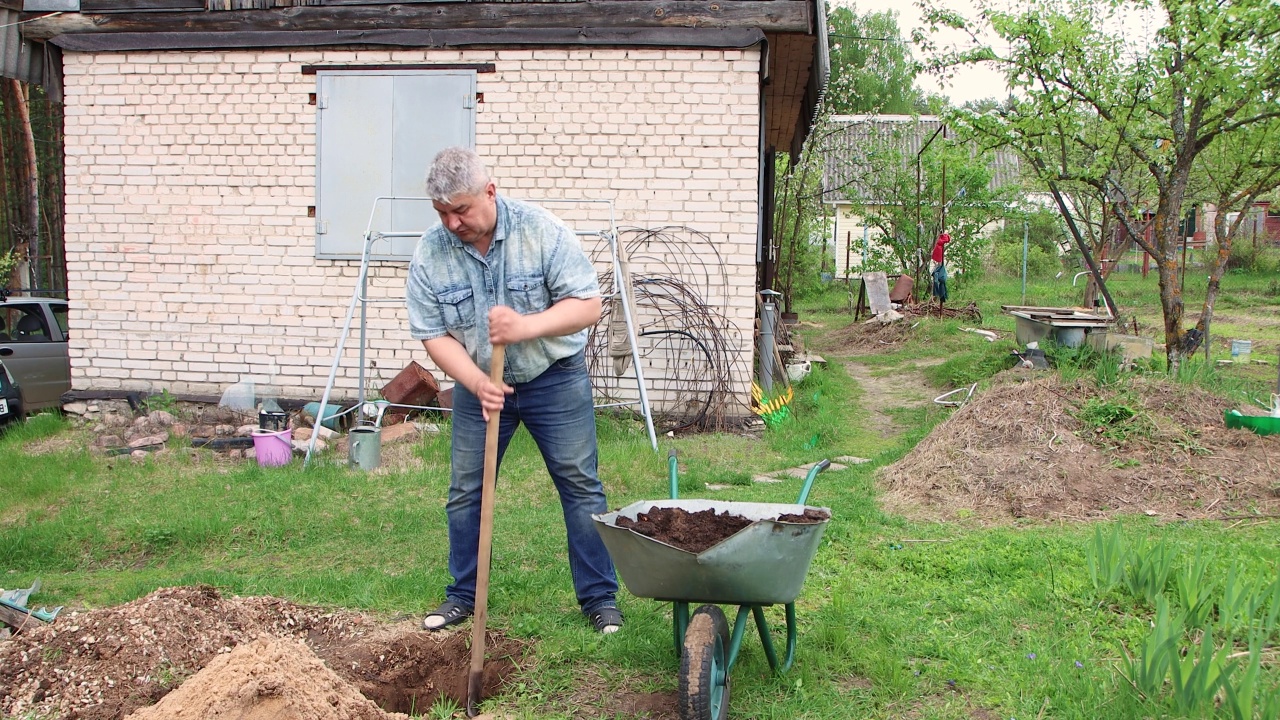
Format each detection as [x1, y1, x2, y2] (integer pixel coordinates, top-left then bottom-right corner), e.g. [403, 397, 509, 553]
[125, 637, 407, 720]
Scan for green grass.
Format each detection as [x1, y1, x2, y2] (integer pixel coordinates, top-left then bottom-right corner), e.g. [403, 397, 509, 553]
[4, 269, 1280, 719]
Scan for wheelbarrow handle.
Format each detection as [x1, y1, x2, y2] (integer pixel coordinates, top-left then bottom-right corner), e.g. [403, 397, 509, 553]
[795, 459, 830, 506]
[668, 449, 680, 500]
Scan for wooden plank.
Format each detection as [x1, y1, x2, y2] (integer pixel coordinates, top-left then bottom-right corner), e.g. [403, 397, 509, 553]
[300, 62, 497, 74]
[24, 1, 811, 39]
[52, 26, 768, 51]
[81, 0, 204, 10]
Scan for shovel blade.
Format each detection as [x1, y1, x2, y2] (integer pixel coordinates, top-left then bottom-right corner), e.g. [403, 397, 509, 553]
[466, 669, 483, 717]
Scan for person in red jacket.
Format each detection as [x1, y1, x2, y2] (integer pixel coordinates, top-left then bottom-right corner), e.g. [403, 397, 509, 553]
[930, 232, 951, 302]
[932, 232, 951, 264]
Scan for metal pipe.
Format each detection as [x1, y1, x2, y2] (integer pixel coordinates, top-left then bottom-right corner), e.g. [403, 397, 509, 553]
[1021, 218, 1029, 303]
[759, 290, 779, 394]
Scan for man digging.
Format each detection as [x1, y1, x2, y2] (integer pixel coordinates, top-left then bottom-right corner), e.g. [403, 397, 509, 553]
[405, 147, 624, 635]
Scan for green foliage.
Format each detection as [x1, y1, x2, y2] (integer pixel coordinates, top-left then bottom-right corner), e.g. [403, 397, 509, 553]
[931, 0, 1280, 371]
[1090, 529, 1280, 717]
[1123, 540, 1177, 607]
[1226, 236, 1280, 274]
[826, 7, 931, 115]
[1175, 550, 1218, 630]
[773, 142, 832, 306]
[1122, 595, 1182, 699]
[140, 389, 178, 414]
[832, 126, 1013, 280]
[1086, 525, 1126, 595]
[992, 243, 1057, 278]
[924, 338, 1011, 388]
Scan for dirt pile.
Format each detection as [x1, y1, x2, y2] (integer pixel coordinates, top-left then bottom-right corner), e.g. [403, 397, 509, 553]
[0, 585, 523, 720]
[124, 637, 406, 720]
[880, 372, 1280, 521]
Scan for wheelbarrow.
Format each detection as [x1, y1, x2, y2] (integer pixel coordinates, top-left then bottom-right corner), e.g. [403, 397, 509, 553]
[593, 451, 831, 720]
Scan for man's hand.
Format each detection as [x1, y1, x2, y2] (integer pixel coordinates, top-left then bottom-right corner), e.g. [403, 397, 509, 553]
[422, 336, 512, 422]
[488, 305, 529, 346]
[488, 298, 602, 346]
[470, 373, 513, 422]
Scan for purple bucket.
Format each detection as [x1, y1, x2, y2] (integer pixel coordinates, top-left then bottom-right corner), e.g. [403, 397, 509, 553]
[251, 428, 293, 467]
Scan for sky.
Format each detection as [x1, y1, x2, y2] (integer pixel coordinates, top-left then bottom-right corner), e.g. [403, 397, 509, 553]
[836, 0, 1166, 107]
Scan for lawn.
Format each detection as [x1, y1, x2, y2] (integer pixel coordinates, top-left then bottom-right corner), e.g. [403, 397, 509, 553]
[2, 266, 1279, 719]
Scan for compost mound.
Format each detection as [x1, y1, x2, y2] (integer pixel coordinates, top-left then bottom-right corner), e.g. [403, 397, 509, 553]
[616, 506, 829, 553]
[0, 585, 524, 720]
[880, 372, 1280, 522]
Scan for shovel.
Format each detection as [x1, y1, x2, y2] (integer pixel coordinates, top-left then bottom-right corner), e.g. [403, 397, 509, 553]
[467, 344, 505, 717]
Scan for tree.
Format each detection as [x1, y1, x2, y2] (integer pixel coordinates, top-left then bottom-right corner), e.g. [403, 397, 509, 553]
[822, 116, 1015, 288]
[923, 0, 1280, 370]
[1, 80, 63, 294]
[827, 6, 934, 115]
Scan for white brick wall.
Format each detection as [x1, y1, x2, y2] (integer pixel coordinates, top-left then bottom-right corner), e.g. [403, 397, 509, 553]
[62, 47, 760, 417]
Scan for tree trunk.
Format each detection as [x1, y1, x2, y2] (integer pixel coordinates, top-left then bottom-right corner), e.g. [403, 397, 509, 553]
[1153, 209, 1187, 372]
[6, 79, 39, 292]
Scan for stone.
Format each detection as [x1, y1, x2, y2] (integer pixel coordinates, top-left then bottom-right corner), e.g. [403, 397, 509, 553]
[128, 434, 168, 449]
[95, 434, 123, 448]
[381, 422, 419, 445]
[147, 410, 175, 426]
[235, 424, 258, 437]
[834, 455, 872, 465]
[101, 413, 132, 428]
[214, 424, 236, 437]
[130, 450, 148, 462]
[62, 402, 90, 416]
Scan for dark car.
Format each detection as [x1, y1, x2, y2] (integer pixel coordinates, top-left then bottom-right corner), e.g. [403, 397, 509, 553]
[0, 358, 23, 426]
[0, 296, 71, 412]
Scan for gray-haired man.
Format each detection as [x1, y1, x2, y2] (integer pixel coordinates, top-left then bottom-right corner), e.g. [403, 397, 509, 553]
[405, 147, 623, 634]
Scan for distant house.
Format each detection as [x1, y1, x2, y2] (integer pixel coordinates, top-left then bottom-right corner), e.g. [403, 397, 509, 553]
[7, 0, 829, 420]
[818, 114, 1021, 279]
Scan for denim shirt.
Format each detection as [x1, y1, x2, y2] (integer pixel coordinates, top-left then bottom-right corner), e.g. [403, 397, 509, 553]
[406, 195, 601, 384]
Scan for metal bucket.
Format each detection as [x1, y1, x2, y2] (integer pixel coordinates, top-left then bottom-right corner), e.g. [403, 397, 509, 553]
[348, 424, 381, 471]
[593, 498, 831, 605]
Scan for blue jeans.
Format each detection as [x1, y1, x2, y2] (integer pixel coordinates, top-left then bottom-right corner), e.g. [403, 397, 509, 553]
[445, 351, 619, 615]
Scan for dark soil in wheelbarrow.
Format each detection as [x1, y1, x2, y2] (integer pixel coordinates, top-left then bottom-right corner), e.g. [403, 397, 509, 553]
[616, 506, 830, 553]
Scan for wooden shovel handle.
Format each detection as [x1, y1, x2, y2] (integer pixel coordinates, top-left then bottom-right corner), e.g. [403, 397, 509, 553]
[467, 344, 504, 716]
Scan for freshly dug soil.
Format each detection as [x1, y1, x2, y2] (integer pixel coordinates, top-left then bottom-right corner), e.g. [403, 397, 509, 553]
[616, 506, 830, 553]
[0, 585, 524, 720]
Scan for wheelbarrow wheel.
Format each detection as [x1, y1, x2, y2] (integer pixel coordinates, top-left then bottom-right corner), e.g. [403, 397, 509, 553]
[679, 604, 729, 720]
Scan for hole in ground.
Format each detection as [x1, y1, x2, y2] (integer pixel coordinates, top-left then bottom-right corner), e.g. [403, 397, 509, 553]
[321, 629, 525, 714]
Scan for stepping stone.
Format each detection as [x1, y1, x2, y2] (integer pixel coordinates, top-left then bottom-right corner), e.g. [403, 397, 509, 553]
[752, 474, 786, 484]
[780, 461, 848, 479]
[835, 455, 872, 465]
[704, 483, 735, 491]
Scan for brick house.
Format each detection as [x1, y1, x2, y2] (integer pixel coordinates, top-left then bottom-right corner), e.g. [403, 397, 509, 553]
[11, 0, 828, 425]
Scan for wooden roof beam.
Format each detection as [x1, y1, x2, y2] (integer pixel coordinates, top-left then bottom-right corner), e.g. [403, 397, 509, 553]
[22, 1, 813, 40]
